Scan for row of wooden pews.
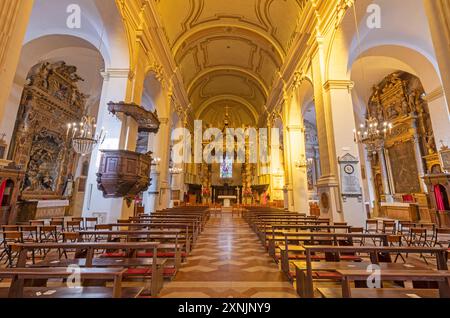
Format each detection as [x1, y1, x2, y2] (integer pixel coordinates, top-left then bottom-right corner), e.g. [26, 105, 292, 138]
[244, 208, 450, 298]
[0, 206, 209, 298]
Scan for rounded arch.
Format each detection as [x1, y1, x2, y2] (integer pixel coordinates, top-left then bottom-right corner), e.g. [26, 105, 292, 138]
[195, 95, 259, 124]
[24, 0, 130, 69]
[142, 71, 166, 115]
[0, 34, 106, 155]
[326, 0, 439, 86]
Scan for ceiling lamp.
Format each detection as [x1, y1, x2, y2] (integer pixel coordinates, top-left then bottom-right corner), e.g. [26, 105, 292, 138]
[67, 116, 106, 156]
[353, 117, 393, 154]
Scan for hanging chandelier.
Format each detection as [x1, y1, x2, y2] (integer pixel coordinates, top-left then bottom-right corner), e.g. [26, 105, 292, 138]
[66, 116, 106, 156]
[354, 117, 393, 154]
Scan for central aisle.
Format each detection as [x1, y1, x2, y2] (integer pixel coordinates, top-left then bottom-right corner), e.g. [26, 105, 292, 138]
[160, 211, 298, 298]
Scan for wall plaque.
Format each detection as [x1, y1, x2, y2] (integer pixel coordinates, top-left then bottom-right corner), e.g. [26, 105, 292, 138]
[338, 153, 362, 197]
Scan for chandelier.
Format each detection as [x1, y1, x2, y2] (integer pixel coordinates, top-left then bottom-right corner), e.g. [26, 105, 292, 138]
[294, 155, 314, 169]
[354, 117, 393, 154]
[169, 167, 183, 174]
[66, 116, 105, 156]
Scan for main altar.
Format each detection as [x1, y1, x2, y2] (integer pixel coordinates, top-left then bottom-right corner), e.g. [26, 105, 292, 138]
[217, 195, 237, 208]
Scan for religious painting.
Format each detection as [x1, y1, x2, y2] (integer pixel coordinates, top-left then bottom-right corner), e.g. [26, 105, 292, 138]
[388, 141, 421, 194]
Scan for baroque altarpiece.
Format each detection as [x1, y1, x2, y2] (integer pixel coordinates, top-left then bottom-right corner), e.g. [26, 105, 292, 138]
[367, 71, 439, 222]
[7, 62, 86, 221]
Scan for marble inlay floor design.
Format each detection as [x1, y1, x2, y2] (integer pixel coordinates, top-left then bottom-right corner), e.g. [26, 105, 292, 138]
[159, 212, 298, 298]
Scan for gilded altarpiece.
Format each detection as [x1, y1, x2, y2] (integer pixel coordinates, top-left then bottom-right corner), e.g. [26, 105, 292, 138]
[9, 62, 85, 203]
[368, 72, 437, 221]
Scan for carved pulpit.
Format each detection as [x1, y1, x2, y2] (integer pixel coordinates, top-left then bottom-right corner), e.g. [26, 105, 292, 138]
[96, 102, 160, 198]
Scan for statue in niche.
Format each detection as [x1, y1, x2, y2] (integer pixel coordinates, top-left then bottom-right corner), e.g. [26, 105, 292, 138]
[425, 131, 437, 155]
[401, 100, 410, 116]
[33, 62, 51, 89]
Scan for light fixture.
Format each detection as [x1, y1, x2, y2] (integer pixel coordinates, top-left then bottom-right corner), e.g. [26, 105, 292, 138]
[169, 167, 183, 174]
[66, 116, 105, 156]
[151, 157, 161, 166]
[353, 117, 393, 154]
[295, 155, 314, 169]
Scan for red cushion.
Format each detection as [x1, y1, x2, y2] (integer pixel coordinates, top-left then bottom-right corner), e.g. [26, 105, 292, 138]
[340, 256, 362, 261]
[147, 267, 177, 276]
[125, 268, 150, 275]
[314, 271, 342, 279]
[137, 252, 187, 258]
[101, 252, 126, 258]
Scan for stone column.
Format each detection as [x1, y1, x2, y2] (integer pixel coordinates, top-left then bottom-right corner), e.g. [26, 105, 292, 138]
[82, 68, 136, 223]
[286, 124, 309, 214]
[423, 0, 450, 113]
[155, 118, 171, 210]
[312, 43, 367, 226]
[0, 0, 34, 119]
[311, 51, 342, 224]
[378, 148, 393, 202]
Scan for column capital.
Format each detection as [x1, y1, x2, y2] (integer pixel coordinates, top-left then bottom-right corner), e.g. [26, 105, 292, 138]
[101, 68, 133, 81]
[286, 124, 305, 132]
[159, 117, 169, 125]
[323, 80, 354, 93]
[423, 86, 444, 102]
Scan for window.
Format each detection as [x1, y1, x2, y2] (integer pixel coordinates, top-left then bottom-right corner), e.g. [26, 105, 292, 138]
[220, 157, 233, 179]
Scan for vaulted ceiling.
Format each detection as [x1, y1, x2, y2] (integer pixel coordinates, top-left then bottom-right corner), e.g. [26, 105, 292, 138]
[154, 0, 308, 126]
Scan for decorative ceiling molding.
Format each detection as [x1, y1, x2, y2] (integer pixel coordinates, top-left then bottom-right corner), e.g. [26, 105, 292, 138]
[195, 94, 259, 124]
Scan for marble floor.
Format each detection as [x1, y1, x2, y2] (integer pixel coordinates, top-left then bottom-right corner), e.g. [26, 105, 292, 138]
[159, 212, 298, 298]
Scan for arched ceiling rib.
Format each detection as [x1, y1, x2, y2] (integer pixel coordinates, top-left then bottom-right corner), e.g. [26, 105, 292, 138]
[154, 0, 306, 125]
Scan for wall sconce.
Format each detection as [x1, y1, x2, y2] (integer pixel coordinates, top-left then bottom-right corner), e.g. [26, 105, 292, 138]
[151, 157, 161, 166]
[295, 155, 311, 169]
[169, 167, 183, 174]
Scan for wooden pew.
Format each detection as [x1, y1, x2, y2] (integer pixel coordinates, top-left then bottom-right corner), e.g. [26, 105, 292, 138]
[332, 269, 450, 298]
[298, 245, 448, 298]
[276, 232, 389, 277]
[0, 267, 140, 298]
[109, 223, 194, 249]
[78, 230, 186, 270]
[9, 241, 165, 296]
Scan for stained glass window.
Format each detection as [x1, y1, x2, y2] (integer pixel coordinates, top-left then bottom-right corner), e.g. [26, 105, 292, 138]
[220, 157, 233, 179]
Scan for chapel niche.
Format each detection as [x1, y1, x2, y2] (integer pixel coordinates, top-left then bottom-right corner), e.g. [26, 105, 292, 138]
[367, 71, 438, 221]
[8, 61, 86, 200]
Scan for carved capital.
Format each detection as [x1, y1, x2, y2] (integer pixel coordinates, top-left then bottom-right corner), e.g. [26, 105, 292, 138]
[323, 80, 354, 93]
[101, 68, 132, 81]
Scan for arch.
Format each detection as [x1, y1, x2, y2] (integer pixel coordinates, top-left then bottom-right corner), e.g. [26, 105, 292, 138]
[195, 95, 259, 124]
[188, 66, 269, 98]
[326, 0, 440, 88]
[0, 34, 106, 155]
[24, 0, 130, 69]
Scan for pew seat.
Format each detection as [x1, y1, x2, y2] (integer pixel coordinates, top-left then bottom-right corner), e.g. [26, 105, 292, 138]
[0, 287, 144, 298]
[317, 288, 440, 298]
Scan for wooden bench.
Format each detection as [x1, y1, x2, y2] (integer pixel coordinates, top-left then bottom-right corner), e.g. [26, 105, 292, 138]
[336, 269, 450, 298]
[293, 261, 428, 297]
[9, 241, 164, 296]
[298, 245, 448, 298]
[0, 267, 142, 298]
